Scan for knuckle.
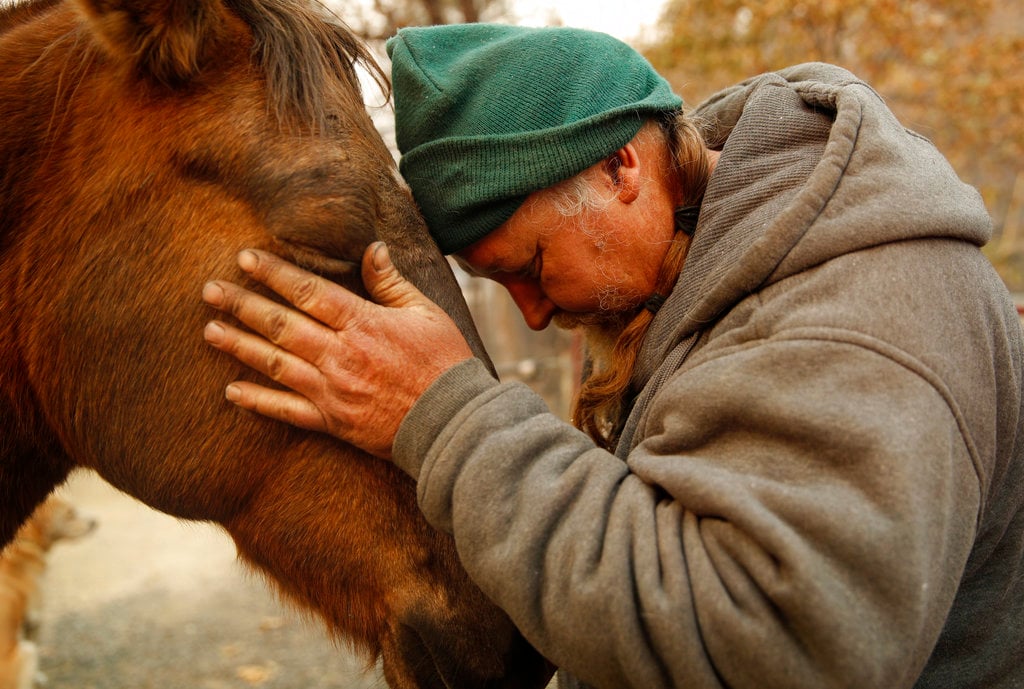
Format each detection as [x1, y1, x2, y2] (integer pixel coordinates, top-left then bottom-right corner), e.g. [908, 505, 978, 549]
[264, 309, 289, 342]
[224, 291, 247, 318]
[377, 272, 405, 296]
[265, 349, 288, 381]
[219, 331, 240, 355]
[291, 276, 321, 311]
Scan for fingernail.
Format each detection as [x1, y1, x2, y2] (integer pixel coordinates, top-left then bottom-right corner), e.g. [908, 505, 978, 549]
[203, 321, 225, 344]
[202, 282, 224, 306]
[225, 384, 241, 402]
[238, 250, 258, 272]
[371, 242, 389, 272]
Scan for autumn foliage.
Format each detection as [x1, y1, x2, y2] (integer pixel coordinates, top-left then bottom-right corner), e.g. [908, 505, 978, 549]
[643, 0, 1024, 289]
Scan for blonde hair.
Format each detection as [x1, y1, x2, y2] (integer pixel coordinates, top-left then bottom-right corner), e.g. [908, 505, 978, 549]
[569, 111, 712, 450]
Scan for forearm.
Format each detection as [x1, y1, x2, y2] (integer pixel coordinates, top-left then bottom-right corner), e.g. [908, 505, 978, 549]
[396, 359, 676, 686]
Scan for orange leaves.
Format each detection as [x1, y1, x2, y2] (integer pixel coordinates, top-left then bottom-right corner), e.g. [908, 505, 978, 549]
[644, 0, 1024, 285]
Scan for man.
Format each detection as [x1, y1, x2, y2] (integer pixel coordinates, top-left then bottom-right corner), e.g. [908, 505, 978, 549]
[201, 24, 1024, 689]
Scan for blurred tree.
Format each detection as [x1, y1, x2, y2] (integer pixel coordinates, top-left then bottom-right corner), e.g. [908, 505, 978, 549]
[327, 0, 509, 40]
[644, 0, 1024, 289]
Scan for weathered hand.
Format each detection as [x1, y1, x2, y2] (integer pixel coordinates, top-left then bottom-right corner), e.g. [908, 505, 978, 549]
[201, 243, 474, 459]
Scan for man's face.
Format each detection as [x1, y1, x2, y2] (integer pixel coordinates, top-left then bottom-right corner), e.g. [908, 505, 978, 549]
[454, 174, 675, 335]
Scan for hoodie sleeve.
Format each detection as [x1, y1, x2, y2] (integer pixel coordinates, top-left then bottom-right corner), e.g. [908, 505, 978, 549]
[392, 339, 980, 689]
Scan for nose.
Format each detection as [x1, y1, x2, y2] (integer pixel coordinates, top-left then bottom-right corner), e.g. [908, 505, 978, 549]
[503, 279, 556, 331]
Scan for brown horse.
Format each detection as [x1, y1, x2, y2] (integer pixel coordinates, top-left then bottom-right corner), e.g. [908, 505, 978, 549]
[0, 0, 553, 687]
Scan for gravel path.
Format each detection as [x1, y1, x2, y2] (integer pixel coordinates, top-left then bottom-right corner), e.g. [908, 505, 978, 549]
[34, 470, 385, 689]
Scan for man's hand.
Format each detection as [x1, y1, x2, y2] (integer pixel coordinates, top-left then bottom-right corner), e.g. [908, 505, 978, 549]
[201, 242, 474, 459]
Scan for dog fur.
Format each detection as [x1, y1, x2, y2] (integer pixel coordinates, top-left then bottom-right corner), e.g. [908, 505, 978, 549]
[0, 496, 97, 689]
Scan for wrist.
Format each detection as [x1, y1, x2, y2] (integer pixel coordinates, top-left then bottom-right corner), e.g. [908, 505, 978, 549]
[392, 358, 498, 481]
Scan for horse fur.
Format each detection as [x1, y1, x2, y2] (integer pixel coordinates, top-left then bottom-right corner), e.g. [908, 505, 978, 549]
[0, 1, 551, 687]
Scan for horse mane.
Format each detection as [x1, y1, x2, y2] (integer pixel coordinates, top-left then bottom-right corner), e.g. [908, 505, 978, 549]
[0, 0, 390, 133]
[223, 0, 390, 133]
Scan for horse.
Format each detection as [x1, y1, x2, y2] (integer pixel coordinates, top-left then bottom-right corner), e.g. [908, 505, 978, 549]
[0, 1, 554, 687]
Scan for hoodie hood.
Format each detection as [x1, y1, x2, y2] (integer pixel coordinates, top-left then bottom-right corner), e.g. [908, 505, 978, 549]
[633, 63, 993, 387]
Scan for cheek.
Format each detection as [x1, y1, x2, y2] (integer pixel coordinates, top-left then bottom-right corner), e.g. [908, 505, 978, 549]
[543, 267, 613, 311]
[599, 236, 669, 299]
[539, 226, 647, 310]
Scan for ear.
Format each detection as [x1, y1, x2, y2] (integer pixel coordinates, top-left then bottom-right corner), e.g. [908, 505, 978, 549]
[601, 143, 641, 204]
[72, 0, 230, 86]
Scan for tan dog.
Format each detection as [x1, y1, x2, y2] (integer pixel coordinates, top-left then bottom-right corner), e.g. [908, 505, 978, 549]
[0, 496, 97, 689]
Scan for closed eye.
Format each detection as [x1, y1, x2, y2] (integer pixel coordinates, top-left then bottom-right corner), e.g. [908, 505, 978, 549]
[520, 252, 541, 281]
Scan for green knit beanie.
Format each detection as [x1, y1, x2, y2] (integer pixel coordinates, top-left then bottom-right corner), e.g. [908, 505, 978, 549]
[385, 23, 683, 255]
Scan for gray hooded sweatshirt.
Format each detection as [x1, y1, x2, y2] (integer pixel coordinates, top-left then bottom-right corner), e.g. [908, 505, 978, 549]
[393, 63, 1024, 689]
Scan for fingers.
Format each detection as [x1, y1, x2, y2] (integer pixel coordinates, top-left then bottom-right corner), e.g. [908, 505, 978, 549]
[203, 318, 325, 402]
[222, 381, 328, 433]
[201, 245, 463, 455]
[202, 275, 336, 368]
[236, 249, 356, 329]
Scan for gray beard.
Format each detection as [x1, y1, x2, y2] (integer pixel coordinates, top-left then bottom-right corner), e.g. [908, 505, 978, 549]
[553, 308, 635, 377]
[547, 238, 646, 374]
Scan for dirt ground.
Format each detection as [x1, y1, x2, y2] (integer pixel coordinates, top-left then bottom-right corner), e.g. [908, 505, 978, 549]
[33, 469, 386, 689]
